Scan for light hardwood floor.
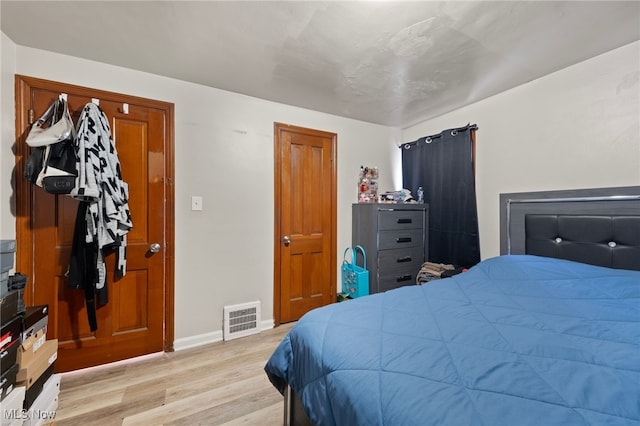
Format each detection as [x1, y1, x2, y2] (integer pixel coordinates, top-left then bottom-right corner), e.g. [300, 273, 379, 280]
[53, 323, 295, 426]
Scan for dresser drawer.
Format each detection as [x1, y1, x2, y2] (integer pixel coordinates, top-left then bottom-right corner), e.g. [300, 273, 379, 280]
[379, 260, 422, 283]
[378, 209, 424, 231]
[378, 272, 417, 292]
[378, 247, 424, 271]
[378, 229, 424, 250]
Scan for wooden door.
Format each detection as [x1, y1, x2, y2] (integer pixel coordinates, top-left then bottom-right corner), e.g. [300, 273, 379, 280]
[14, 76, 175, 372]
[274, 123, 336, 324]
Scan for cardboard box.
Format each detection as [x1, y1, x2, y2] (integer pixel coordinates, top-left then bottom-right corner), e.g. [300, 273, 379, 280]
[22, 364, 54, 410]
[0, 271, 8, 297]
[0, 240, 16, 274]
[21, 306, 48, 341]
[0, 290, 18, 324]
[17, 329, 46, 368]
[0, 315, 21, 376]
[0, 363, 18, 402]
[16, 340, 57, 389]
[1, 315, 21, 351]
[22, 374, 60, 426]
[0, 385, 25, 426]
[0, 339, 19, 376]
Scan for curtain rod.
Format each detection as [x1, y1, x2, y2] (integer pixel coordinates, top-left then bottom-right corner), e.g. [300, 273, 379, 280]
[399, 123, 478, 149]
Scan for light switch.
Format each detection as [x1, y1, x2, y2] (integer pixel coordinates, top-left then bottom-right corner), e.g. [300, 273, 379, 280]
[191, 196, 203, 211]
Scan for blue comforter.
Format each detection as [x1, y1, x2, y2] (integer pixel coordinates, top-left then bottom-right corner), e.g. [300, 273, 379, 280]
[265, 255, 640, 426]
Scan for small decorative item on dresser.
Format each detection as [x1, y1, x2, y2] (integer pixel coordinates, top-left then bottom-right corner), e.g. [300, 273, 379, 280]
[357, 166, 379, 203]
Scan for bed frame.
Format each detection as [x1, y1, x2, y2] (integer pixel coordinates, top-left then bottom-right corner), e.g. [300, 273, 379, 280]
[285, 186, 640, 425]
[284, 386, 312, 426]
[500, 186, 640, 271]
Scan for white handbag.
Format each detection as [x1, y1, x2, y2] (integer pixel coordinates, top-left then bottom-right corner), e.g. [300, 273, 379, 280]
[26, 98, 75, 147]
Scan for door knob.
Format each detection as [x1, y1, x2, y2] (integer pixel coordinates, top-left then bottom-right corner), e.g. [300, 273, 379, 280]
[283, 236, 290, 247]
[149, 243, 161, 253]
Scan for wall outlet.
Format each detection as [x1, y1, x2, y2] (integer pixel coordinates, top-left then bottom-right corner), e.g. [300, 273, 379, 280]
[191, 196, 203, 211]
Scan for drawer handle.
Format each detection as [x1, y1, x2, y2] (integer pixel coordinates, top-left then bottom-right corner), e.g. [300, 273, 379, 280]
[396, 237, 412, 243]
[396, 256, 412, 263]
[397, 218, 412, 224]
[396, 274, 412, 282]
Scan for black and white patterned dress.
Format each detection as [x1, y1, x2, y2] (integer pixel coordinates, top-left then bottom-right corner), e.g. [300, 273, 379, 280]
[68, 103, 132, 331]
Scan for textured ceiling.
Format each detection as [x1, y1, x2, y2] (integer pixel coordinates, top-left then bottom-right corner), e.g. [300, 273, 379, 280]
[2, 1, 639, 128]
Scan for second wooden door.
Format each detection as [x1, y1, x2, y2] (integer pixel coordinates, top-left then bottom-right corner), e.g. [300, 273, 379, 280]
[274, 123, 336, 324]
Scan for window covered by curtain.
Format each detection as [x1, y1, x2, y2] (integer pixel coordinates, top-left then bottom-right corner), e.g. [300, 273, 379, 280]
[401, 124, 480, 268]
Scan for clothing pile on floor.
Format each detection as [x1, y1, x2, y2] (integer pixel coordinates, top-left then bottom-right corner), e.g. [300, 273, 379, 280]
[416, 262, 466, 284]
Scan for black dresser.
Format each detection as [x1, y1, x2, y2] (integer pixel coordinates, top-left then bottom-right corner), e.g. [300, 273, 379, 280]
[352, 203, 429, 294]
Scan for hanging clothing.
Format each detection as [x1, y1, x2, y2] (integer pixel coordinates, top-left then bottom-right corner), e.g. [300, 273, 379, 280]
[68, 201, 102, 331]
[68, 103, 132, 331]
[402, 125, 480, 268]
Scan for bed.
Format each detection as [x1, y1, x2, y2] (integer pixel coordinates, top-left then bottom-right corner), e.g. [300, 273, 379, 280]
[265, 186, 640, 426]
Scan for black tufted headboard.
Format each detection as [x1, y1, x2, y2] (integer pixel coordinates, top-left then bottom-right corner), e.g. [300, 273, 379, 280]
[500, 186, 640, 271]
[525, 215, 640, 271]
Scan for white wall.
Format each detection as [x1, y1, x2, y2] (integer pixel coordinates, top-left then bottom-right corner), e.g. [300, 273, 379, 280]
[0, 35, 400, 347]
[402, 41, 640, 259]
[1, 32, 17, 240]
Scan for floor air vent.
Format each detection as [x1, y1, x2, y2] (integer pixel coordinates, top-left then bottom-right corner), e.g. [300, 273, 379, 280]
[223, 301, 261, 341]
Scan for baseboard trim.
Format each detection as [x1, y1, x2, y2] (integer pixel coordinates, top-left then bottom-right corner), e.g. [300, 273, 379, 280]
[261, 319, 275, 331]
[173, 319, 275, 351]
[173, 331, 223, 351]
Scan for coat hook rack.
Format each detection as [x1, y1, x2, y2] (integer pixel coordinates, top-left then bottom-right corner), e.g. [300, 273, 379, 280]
[91, 98, 100, 106]
[59, 93, 68, 101]
[122, 103, 129, 114]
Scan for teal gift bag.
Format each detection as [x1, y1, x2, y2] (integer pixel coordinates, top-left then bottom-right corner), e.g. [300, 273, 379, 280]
[342, 245, 369, 298]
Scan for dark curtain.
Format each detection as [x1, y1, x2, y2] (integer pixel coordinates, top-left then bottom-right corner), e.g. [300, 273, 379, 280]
[402, 125, 480, 268]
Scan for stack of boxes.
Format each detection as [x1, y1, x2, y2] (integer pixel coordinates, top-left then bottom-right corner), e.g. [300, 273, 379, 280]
[17, 305, 60, 426]
[1, 304, 23, 425]
[0, 241, 60, 426]
[1, 240, 24, 425]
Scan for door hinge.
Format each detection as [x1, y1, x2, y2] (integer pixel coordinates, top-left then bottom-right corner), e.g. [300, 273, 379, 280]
[28, 109, 35, 125]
